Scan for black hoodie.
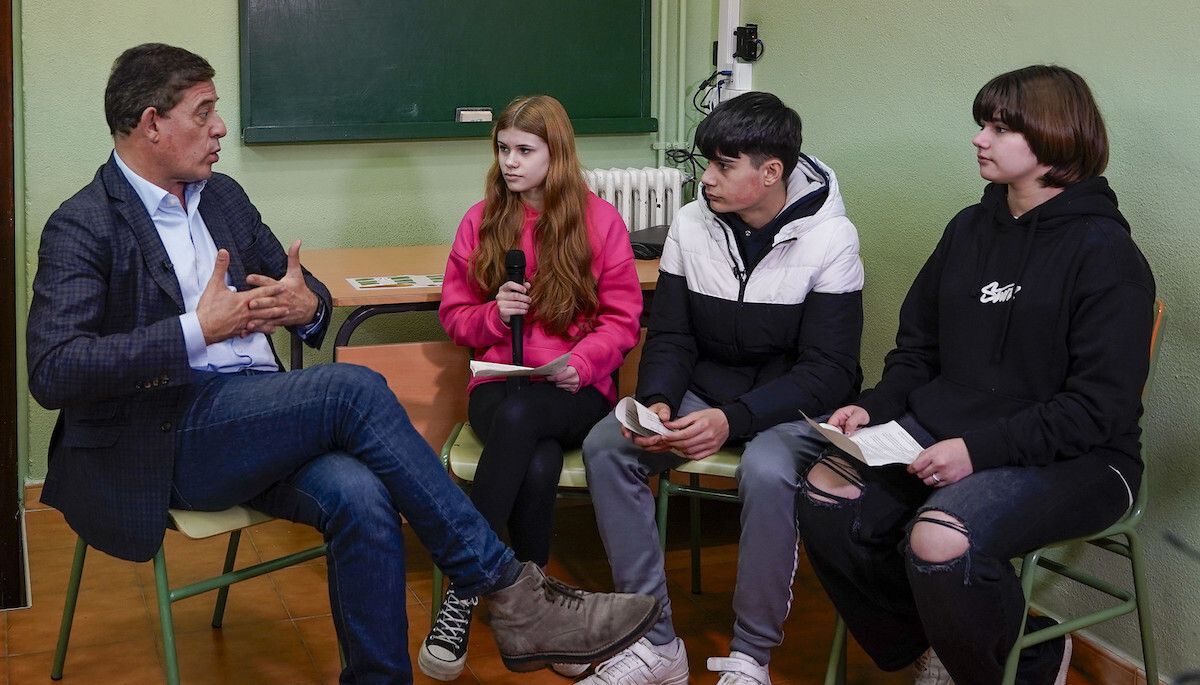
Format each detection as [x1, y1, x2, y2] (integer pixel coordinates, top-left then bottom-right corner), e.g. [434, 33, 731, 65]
[857, 178, 1155, 480]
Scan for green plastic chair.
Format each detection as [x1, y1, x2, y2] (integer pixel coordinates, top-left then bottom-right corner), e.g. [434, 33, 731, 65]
[654, 447, 745, 593]
[431, 421, 590, 623]
[824, 298, 1166, 685]
[424, 341, 639, 624]
[438, 421, 744, 608]
[51, 506, 328, 685]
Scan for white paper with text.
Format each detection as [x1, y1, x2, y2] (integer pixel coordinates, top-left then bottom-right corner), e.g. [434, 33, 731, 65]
[802, 413, 924, 466]
[615, 397, 677, 438]
[469, 353, 571, 379]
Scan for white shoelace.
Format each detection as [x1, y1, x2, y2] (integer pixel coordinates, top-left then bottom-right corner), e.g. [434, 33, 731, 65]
[427, 591, 478, 648]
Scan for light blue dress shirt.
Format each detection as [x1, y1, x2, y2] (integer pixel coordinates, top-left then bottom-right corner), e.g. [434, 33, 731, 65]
[114, 152, 290, 372]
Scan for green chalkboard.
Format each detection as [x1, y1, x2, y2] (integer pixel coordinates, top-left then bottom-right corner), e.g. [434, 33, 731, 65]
[238, 0, 657, 143]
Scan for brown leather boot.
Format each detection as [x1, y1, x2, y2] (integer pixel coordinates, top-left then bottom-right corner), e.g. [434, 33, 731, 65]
[486, 562, 661, 673]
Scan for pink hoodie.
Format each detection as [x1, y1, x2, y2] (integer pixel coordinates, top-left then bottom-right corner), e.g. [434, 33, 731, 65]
[439, 194, 643, 404]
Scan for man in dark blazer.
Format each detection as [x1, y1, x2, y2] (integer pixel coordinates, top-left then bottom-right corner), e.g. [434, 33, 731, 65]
[26, 43, 657, 684]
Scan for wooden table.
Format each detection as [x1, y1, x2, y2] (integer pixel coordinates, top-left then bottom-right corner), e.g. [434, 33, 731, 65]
[293, 245, 660, 366]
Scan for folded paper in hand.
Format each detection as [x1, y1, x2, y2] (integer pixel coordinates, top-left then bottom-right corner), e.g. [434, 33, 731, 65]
[801, 412, 923, 467]
[615, 397, 677, 438]
[469, 353, 571, 379]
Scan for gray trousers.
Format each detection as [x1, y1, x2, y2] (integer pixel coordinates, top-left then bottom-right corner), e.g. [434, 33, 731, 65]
[583, 391, 827, 665]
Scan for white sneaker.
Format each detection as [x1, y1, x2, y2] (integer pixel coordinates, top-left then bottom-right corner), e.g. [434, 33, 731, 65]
[552, 661, 591, 677]
[707, 651, 771, 685]
[577, 637, 689, 685]
[912, 648, 953, 685]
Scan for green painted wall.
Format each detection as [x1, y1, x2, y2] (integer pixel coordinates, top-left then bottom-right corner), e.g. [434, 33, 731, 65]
[17, 0, 1197, 677]
[746, 0, 1199, 676]
[17, 1, 714, 477]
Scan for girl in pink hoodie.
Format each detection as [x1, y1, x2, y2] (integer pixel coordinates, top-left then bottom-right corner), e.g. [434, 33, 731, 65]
[421, 95, 642, 680]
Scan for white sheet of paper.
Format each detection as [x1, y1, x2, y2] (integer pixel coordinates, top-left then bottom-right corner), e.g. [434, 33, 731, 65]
[469, 353, 571, 378]
[802, 413, 924, 466]
[615, 397, 676, 437]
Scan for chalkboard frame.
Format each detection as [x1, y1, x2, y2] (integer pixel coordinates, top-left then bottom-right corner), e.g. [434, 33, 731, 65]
[237, 1, 658, 144]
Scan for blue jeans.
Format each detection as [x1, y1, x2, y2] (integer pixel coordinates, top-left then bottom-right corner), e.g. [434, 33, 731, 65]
[797, 414, 1137, 685]
[169, 365, 514, 685]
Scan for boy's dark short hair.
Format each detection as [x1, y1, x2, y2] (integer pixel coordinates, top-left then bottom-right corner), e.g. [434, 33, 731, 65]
[972, 65, 1108, 188]
[695, 92, 802, 178]
[105, 43, 215, 136]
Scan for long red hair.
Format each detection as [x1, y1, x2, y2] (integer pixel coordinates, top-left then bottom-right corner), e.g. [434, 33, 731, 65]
[470, 95, 597, 338]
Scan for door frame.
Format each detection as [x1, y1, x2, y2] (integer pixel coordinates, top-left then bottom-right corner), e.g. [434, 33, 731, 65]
[2, 0, 30, 610]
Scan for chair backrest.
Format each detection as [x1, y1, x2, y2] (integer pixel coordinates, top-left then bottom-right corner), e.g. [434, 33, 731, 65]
[336, 332, 644, 451]
[1126, 298, 1166, 523]
[618, 329, 647, 398]
[336, 341, 471, 449]
[1145, 298, 1166, 399]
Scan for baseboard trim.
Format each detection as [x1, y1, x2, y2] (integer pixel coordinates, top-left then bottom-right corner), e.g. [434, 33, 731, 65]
[1071, 630, 1159, 685]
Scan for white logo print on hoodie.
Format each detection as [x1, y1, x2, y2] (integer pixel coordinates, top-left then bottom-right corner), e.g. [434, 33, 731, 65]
[979, 281, 1021, 303]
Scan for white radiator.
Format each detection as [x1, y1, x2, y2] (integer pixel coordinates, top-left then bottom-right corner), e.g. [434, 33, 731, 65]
[585, 167, 685, 232]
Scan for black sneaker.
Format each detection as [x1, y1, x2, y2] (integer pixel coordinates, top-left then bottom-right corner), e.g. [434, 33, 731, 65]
[418, 586, 479, 681]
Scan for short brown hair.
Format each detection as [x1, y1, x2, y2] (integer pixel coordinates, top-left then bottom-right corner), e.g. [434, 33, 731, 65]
[972, 65, 1108, 188]
[105, 43, 215, 136]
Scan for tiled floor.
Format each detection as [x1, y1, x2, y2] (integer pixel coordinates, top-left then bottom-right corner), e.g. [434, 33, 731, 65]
[5, 485, 1107, 684]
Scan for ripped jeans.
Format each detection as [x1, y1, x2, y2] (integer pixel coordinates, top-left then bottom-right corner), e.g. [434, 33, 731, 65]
[796, 414, 1138, 685]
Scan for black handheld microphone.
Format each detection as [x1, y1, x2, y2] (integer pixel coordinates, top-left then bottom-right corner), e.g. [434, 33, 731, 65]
[504, 249, 526, 367]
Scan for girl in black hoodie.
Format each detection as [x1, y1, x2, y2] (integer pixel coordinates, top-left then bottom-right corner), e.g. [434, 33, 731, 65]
[797, 66, 1155, 685]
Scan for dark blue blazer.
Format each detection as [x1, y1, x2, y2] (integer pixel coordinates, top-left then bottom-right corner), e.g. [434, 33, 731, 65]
[27, 156, 332, 562]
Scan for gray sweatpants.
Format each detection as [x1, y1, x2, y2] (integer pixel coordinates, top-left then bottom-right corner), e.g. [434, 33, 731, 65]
[582, 390, 827, 665]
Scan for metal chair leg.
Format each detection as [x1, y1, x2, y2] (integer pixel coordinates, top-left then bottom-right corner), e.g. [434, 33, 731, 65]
[211, 530, 241, 628]
[824, 615, 847, 685]
[153, 546, 181, 685]
[1127, 530, 1158, 685]
[50, 537, 89, 680]
[655, 472, 671, 550]
[1001, 551, 1040, 685]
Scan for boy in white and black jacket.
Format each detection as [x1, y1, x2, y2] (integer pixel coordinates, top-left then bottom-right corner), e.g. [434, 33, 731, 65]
[581, 92, 864, 685]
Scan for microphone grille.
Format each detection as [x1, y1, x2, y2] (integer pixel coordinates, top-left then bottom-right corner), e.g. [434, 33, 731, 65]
[504, 249, 525, 270]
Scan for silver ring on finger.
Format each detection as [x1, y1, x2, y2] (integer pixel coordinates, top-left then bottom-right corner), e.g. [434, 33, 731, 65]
[931, 473, 942, 484]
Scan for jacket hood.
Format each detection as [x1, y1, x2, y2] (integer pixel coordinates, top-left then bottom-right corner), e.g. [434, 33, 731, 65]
[979, 176, 1129, 233]
[699, 153, 848, 244]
